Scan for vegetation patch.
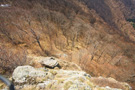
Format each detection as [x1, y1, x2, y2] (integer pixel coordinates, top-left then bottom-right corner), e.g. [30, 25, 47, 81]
[127, 19, 135, 29]
[127, 19, 135, 22]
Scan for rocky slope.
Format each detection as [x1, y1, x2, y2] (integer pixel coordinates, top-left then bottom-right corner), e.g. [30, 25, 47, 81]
[0, 0, 135, 89]
[1, 57, 132, 90]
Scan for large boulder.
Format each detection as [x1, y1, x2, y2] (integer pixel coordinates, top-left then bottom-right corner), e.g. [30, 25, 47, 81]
[39, 57, 59, 68]
[12, 65, 47, 84]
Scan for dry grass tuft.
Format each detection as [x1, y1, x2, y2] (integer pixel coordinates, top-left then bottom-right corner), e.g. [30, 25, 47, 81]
[90, 77, 128, 90]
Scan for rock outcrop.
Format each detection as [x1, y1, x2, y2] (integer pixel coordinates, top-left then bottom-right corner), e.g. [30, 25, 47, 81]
[10, 57, 131, 90]
[28, 56, 82, 71]
[0, 56, 131, 90]
[11, 65, 131, 90]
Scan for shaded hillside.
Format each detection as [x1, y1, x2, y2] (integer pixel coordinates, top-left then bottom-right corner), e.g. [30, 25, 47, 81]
[80, 0, 116, 28]
[82, 0, 135, 42]
[120, 0, 135, 19]
[0, 0, 135, 89]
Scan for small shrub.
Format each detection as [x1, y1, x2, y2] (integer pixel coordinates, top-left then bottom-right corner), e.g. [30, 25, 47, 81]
[90, 17, 96, 24]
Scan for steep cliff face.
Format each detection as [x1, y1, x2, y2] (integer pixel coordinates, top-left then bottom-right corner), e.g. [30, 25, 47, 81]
[0, 0, 135, 89]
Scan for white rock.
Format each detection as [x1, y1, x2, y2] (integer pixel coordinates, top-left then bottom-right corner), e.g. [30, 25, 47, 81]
[12, 65, 46, 84]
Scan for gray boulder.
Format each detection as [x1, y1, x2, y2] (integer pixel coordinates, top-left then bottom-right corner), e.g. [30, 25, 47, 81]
[39, 57, 59, 68]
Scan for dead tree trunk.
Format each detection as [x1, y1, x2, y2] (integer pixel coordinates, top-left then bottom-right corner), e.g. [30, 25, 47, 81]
[30, 29, 49, 56]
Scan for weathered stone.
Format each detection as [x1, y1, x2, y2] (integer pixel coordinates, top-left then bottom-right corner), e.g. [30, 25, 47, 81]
[12, 65, 46, 84]
[39, 57, 59, 68]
